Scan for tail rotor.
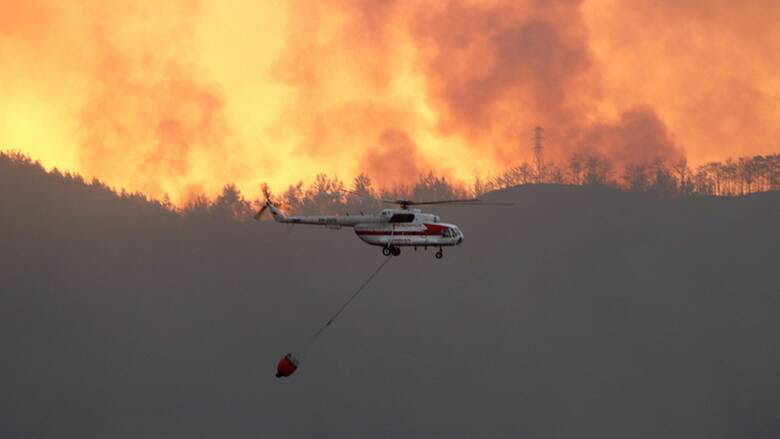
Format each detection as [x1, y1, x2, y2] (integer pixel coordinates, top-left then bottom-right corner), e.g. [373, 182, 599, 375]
[253, 203, 269, 221]
[254, 183, 275, 221]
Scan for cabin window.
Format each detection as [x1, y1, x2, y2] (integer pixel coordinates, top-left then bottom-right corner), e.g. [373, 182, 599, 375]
[389, 213, 415, 223]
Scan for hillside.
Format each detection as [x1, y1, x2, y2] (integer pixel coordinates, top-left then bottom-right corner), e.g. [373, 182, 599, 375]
[1, 159, 779, 438]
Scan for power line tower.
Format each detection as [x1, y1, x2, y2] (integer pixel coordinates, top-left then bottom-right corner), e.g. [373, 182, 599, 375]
[532, 126, 544, 183]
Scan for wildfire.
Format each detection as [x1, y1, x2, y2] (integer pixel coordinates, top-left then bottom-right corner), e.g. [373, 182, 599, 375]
[1, 0, 778, 204]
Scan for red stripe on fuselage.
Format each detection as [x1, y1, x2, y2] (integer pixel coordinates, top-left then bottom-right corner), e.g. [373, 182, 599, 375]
[356, 231, 436, 236]
[355, 223, 448, 236]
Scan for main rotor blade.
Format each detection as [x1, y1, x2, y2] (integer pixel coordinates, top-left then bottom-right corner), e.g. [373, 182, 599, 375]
[441, 201, 516, 206]
[385, 199, 515, 207]
[343, 191, 515, 207]
[405, 198, 481, 206]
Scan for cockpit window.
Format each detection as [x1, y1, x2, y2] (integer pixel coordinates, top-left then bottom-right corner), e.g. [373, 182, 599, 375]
[389, 213, 415, 223]
[442, 228, 452, 237]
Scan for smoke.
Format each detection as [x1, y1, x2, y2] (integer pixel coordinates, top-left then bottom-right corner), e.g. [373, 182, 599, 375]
[411, 1, 594, 142]
[0, 0, 53, 43]
[577, 107, 683, 168]
[360, 128, 430, 188]
[0, 0, 255, 202]
[78, 46, 233, 198]
[1, 0, 778, 203]
[75, 2, 253, 200]
[265, 0, 684, 181]
[584, 0, 780, 162]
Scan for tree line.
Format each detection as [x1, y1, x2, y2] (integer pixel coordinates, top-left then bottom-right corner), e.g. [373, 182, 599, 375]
[269, 152, 780, 216]
[2, 150, 779, 221]
[486, 152, 780, 197]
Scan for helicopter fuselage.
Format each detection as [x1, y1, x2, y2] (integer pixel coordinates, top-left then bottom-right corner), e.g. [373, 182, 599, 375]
[267, 207, 464, 250]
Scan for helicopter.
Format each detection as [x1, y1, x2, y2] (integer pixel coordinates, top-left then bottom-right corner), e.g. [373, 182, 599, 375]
[254, 191, 503, 259]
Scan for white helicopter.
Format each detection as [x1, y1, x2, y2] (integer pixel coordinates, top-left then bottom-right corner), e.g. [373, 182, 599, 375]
[254, 191, 503, 259]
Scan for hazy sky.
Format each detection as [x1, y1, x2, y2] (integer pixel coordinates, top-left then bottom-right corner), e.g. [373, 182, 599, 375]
[2, 0, 779, 203]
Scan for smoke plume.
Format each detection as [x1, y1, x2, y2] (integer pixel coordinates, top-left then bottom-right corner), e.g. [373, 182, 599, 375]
[1, 0, 777, 203]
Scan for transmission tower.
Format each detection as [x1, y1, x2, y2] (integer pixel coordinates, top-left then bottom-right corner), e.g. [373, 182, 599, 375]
[532, 126, 544, 183]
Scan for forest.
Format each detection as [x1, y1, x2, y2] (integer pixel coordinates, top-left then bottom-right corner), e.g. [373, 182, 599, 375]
[3, 150, 778, 219]
[2, 148, 779, 438]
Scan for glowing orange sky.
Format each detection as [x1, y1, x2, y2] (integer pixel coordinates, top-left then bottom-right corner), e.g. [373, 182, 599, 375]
[2, 0, 779, 203]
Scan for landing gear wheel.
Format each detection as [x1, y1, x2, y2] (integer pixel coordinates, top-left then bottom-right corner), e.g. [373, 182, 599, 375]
[435, 248, 443, 259]
[382, 247, 392, 256]
[390, 246, 401, 256]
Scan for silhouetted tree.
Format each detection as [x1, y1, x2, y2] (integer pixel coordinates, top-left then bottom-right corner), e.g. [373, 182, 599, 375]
[210, 184, 252, 221]
[568, 153, 585, 185]
[544, 162, 565, 184]
[648, 159, 676, 197]
[412, 172, 466, 201]
[472, 174, 496, 197]
[346, 174, 380, 213]
[624, 163, 649, 192]
[583, 154, 612, 185]
[501, 162, 534, 187]
[301, 174, 345, 215]
[672, 158, 692, 195]
[280, 182, 304, 214]
[181, 193, 211, 221]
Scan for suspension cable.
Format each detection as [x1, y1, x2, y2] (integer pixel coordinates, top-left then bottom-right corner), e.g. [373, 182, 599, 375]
[304, 256, 393, 349]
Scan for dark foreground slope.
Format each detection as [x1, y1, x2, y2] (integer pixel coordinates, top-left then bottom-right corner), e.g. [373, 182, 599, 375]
[1, 169, 779, 438]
